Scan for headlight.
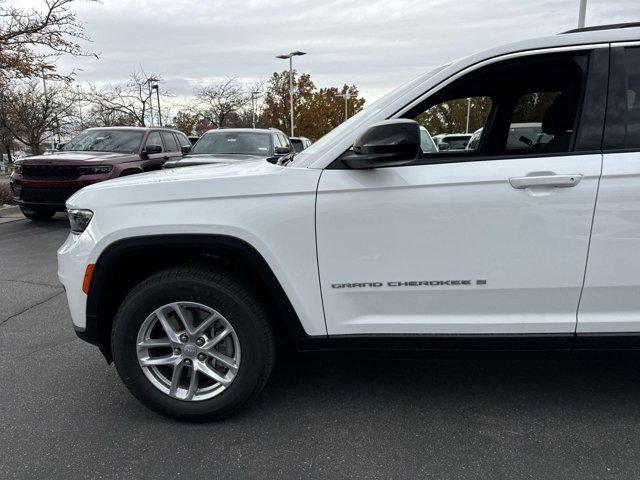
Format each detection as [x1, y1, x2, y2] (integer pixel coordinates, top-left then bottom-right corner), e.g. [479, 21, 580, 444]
[78, 165, 112, 175]
[67, 209, 94, 234]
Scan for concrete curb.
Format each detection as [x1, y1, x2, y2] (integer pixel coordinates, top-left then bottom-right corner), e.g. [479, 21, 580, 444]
[0, 205, 22, 218]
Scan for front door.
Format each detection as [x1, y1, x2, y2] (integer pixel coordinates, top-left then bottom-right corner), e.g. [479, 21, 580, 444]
[316, 47, 608, 336]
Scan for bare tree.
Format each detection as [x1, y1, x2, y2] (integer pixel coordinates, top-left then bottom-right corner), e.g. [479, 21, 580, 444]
[83, 71, 165, 127]
[196, 78, 250, 128]
[1, 80, 75, 154]
[0, 0, 97, 79]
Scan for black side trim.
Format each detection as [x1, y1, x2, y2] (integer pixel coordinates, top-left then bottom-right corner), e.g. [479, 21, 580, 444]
[298, 334, 575, 352]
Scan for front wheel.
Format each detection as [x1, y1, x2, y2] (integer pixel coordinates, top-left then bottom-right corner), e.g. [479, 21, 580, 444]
[20, 206, 55, 221]
[111, 265, 275, 421]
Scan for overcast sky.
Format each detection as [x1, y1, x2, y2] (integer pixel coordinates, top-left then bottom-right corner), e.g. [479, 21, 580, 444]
[51, 0, 639, 107]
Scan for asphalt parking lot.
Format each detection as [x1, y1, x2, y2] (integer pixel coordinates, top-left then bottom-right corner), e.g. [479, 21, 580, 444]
[3, 217, 640, 479]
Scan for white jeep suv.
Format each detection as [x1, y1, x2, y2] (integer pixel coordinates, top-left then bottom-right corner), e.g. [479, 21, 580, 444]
[58, 23, 640, 420]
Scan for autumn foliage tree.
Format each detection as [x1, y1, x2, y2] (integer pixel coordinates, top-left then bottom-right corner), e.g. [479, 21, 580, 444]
[416, 97, 492, 136]
[0, 0, 95, 80]
[259, 71, 365, 140]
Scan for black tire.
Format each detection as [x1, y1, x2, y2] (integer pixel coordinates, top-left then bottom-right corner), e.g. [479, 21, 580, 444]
[20, 206, 55, 221]
[111, 265, 275, 421]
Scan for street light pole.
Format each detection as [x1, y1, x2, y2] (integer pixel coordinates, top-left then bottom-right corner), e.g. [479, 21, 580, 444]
[465, 98, 471, 133]
[251, 91, 261, 129]
[276, 51, 306, 137]
[152, 84, 162, 126]
[77, 84, 83, 131]
[336, 92, 357, 121]
[146, 77, 160, 127]
[578, 0, 587, 28]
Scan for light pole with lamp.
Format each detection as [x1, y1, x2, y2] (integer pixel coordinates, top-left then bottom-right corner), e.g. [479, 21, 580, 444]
[336, 92, 357, 122]
[276, 51, 306, 137]
[251, 90, 261, 128]
[152, 84, 162, 126]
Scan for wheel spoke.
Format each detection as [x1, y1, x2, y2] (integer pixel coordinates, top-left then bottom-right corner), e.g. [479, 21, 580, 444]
[204, 327, 231, 349]
[137, 338, 172, 350]
[156, 310, 180, 343]
[208, 350, 238, 373]
[170, 303, 194, 335]
[185, 369, 199, 400]
[198, 362, 232, 385]
[140, 355, 176, 367]
[192, 313, 218, 337]
[169, 361, 185, 397]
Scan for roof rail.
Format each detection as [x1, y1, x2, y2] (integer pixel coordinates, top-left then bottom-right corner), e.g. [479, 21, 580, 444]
[562, 22, 640, 34]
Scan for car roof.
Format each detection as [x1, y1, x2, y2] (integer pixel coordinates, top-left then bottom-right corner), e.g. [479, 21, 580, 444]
[85, 126, 184, 133]
[202, 128, 282, 135]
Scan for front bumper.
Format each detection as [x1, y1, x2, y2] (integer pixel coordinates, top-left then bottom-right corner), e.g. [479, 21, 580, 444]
[11, 174, 112, 211]
[57, 230, 96, 331]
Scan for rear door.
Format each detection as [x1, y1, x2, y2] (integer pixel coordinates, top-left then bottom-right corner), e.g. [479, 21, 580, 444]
[160, 131, 183, 164]
[578, 44, 640, 333]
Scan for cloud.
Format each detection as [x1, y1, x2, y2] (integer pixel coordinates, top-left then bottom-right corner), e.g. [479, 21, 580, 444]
[55, 0, 639, 107]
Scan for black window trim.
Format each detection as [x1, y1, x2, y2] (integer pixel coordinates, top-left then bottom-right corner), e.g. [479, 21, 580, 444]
[327, 46, 610, 170]
[602, 44, 640, 153]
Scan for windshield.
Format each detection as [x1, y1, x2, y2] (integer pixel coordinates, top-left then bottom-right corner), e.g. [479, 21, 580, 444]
[291, 64, 450, 167]
[192, 131, 273, 155]
[62, 129, 144, 154]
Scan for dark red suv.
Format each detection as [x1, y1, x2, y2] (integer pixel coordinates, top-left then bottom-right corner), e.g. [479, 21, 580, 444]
[10, 127, 191, 220]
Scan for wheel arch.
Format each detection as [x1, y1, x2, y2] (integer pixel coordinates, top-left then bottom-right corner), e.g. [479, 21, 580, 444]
[84, 234, 307, 362]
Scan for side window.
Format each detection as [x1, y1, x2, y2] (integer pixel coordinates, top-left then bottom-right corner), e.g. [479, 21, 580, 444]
[280, 134, 291, 150]
[161, 132, 179, 152]
[273, 134, 285, 150]
[175, 133, 191, 149]
[504, 92, 561, 153]
[622, 47, 640, 149]
[145, 132, 163, 152]
[408, 52, 588, 161]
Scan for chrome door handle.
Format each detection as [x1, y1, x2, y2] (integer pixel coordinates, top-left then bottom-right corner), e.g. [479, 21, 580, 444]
[509, 174, 583, 189]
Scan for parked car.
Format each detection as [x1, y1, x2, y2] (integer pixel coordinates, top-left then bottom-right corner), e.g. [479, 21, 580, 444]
[467, 123, 554, 151]
[163, 128, 292, 168]
[419, 126, 438, 153]
[59, 23, 640, 421]
[432, 133, 473, 150]
[11, 127, 190, 220]
[289, 136, 312, 153]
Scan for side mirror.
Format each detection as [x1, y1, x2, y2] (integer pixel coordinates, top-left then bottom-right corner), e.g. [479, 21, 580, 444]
[143, 144, 163, 155]
[340, 119, 421, 169]
[57, 143, 66, 151]
[181, 145, 191, 154]
[275, 146, 290, 155]
[438, 142, 450, 151]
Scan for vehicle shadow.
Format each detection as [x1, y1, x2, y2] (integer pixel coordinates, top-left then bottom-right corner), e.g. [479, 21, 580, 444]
[258, 349, 640, 417]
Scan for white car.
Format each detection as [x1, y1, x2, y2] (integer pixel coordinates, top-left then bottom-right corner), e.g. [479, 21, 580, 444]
[58, 23, 640, 420]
